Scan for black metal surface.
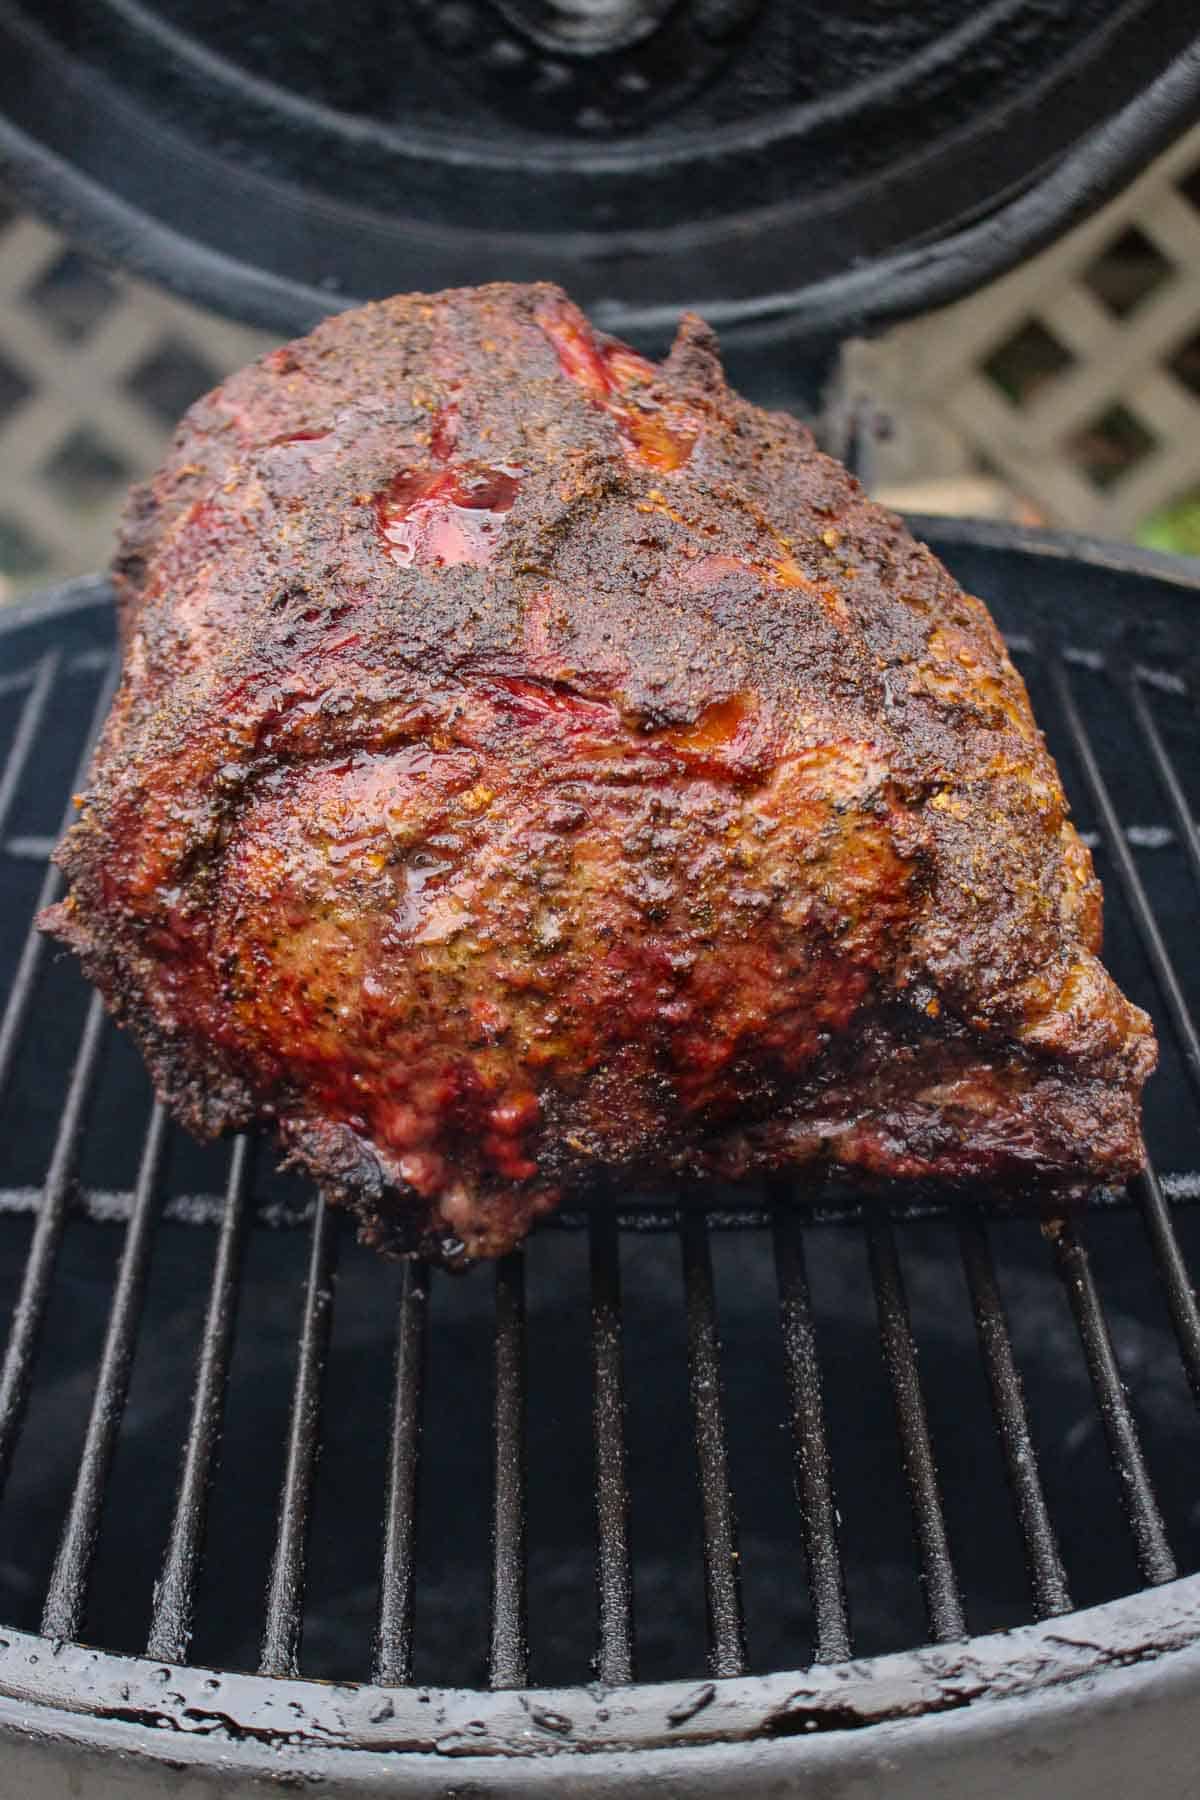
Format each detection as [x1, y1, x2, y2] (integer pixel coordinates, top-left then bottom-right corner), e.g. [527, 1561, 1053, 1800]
[681, 1208, 746, 1679]
[373, 1260, 428, 1689]
[866, 1218, 966, 1644]
[1134, 1165, 1200, 1410]
[1050, 657, 1200, 1101]
[39, 1102, 167, 1642]
[956, 1212, 1072, 1621]
[772, 1201, 851, 1663]
[0, 4, 1196, 365]
[258, 1194, 340, 1678]
[0, 662, 116, 1114]
[490, 1251, 529, 1691]
[145, 1135, 252, 1664]
[0, 988, 107, 1499]
[1050, 1219, 1177, 1588]
[1131, 678, 1200, 900]
[0, 649, 57, 837]
[0, 526, 1197, 1794]
[589, 1206, 634, 1686]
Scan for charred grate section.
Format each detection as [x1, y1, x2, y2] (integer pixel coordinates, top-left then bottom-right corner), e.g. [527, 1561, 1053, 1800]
[0, 533, 1196, 1711]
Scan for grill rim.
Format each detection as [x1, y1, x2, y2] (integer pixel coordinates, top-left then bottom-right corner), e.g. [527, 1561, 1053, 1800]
[0, 1576, 1197, 1767]
[1, 526, 1200, 1782]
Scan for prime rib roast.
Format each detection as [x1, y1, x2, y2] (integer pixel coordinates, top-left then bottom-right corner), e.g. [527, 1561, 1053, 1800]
[41, 284, 1156, 1266]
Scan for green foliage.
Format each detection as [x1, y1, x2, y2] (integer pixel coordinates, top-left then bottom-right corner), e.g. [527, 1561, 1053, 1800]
[1137, 492, 1200, 557]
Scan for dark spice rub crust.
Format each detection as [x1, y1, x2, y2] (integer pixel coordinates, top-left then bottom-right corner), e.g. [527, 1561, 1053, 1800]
[42, 283, 1155, 1265]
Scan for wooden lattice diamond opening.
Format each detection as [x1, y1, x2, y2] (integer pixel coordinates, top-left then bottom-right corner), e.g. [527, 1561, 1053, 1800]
[1167, 329, 1200, 399]
[41, 426, 135, 513]
[0, 512, 50, 580]
[25, 249, 121, 345]
[1081, 225, 1174, 319]
[982, 318, 1076, 407]
[124, 335, 223, 428]
[1067, 403, 1158, 492]
[0, 350, 32, 428]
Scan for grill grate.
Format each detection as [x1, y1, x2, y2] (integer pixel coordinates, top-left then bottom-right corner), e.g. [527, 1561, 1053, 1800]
[681, 1206, 747, 1678]
[956, 1210, 1072, 1618]
[373, 1257, 428, 1687]
[866, 1215, 967, 1643]
[588, 1207, 634, 1686]
[489, 1251, 529, 1690]
[0, 533, 1197, 1715]
[39, 1099, 168, 1644]
[772, 1202, 852, 1660]
[258, 1191, 340, 1679]
[144, 1132, 252, 1664]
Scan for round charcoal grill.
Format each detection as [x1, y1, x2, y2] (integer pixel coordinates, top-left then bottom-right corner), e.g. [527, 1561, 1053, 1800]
[0, 523, 1197, 1795]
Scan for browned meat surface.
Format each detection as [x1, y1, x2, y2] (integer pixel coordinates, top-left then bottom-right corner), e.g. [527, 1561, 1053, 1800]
[41, 283, 1156, 1265]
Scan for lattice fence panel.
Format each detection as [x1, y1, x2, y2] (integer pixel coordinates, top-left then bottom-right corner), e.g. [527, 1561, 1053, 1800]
[0, 201, 271, 598]
[851, 121, 1200, 539]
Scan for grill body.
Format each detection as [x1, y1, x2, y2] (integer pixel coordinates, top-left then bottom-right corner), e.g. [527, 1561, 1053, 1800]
[0, 525, 1198, 1792]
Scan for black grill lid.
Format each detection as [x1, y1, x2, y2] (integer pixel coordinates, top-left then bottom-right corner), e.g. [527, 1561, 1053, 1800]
[0, 3, 1197, 353]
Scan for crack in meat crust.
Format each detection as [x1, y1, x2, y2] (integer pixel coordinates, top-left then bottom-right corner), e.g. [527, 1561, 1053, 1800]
[41, 283, 1156, 1266]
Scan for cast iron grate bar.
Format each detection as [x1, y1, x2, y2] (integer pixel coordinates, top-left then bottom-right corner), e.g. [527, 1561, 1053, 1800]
[680, 1208, 747, 1678]
[0, 1178, 1198, 1234]
[0, 1182, 1194, 1233]
[0, 662, 46, 702]
[1048, 658, 1200, 1402]
[1131, 1165, 1200, 1408]
[490, 1251, 528, 1690]
[41, 1102, 169, 1642]
[0, 661, 118, 1110]
[0, 650, 60, 839]
[589, 1206, 634, 1685]
[771, 1201, 852, 1663]
[0, 990, 108, 1497]
[373, 1260, 429, 1687]
[147, 1136, 253, 1663]
[1127, 675, 1200, 899]
[260, 1195, 341, 1678]
[1051, 1219, 1176, 1585]
[866, 1216, 966, 1643]
[1049, 657, 1200, 1098]
[957, 1212, 1072, 1618]
[1119, 675, 1200, 1401]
